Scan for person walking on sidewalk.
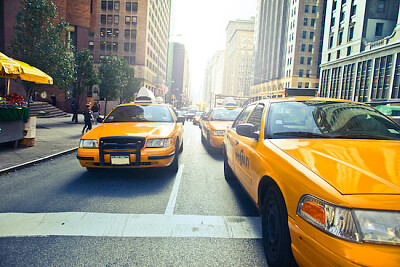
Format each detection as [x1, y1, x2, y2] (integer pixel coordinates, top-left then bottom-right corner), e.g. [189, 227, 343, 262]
[82, 104, 93, 134]
[91, 101, 100, 125]
[71, 101, 79, 124]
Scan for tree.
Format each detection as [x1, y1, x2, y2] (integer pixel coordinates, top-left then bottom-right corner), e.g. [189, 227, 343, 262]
[9, 0, 76, 100]
[74, 49, 99, 107]
[120, 59, 141, 103]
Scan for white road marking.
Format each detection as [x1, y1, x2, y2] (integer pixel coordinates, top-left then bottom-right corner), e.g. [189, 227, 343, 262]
[164, 164, 184, 215]
[0, 212, 262, 239]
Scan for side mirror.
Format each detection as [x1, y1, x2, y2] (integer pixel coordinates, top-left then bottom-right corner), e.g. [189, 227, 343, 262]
[177, 116, 185, 123]
[236, 123, 259, 140]
[97, 117, 104, 123]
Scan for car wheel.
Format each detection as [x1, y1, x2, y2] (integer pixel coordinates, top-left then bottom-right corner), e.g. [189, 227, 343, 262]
[223, 147, 235, 181]
[86, 167, 98, 172]
[167, 143, 179, 172]
[179, 139, 183, 153]
[201, 132, 206, 144]
[262, 186, 296, 267]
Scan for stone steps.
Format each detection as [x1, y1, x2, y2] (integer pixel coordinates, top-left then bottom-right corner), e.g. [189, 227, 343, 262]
[29, 101, 70, 118]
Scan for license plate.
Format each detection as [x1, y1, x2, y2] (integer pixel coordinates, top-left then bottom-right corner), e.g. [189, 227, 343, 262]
[110, 155, 130, 165]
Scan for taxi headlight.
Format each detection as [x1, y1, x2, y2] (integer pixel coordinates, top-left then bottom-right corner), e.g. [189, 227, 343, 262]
[146, 138, 174, 148]
[79, 139, 98, 148]
[297, 195, 400, 245]
[213, 130, 225, 136]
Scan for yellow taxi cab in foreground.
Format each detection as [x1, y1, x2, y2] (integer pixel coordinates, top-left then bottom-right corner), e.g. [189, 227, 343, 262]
[223, 97, 400, 267]
[201, 100, 241, 149]
[77, 88, 184, 172]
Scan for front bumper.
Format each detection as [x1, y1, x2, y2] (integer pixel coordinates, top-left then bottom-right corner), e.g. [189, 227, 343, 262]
[209, 135, 224, 148]
[289, 216, 400, 267]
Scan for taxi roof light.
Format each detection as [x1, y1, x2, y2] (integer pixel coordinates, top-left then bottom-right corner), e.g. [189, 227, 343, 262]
[155, 96, 164, 104]
[223, 97, 237, 108]
[135, 87, 156, 103]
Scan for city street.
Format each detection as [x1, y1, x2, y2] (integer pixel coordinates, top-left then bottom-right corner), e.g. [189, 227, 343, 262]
[0, 122, 267, 266]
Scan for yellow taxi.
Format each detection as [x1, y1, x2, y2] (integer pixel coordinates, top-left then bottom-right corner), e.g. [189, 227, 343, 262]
[201, 100, 241, 149]
[77, 88, 184, 172]
[192, 111, 203, 125]
[223, 97, 400, 267]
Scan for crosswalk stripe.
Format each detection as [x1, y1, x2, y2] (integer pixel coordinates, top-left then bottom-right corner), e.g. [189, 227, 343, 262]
[0, 213, 262, 239]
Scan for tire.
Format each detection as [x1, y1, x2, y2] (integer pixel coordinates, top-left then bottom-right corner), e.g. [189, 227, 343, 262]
[223, 147, 235, 181]
[179, 139, 183, 153]
[201, 131, 206, 144]
[86, 167, 98, 172]
[167, 143, 179, 172]
[261, 186, 296, 267]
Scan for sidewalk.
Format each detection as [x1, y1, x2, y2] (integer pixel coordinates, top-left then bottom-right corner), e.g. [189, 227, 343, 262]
[0, 115, 99, 174]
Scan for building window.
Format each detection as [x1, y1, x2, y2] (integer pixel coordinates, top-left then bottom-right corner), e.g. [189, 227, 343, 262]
[114, 15, 119, 24]
[304, 18, 308, 26]
[305, 5, 309, 13]
[306, 70, 311, 78]
[347, 46, 351, 56]
[299, 69, 304, 77]
[307, 57, 312, 65]
[132, 3, 138, 12]
[124, 43, 129, 51]
[101, 1, 106, 10]
[100, 41, 106, 51]
[305, 82, 310, 88]
[375, 23, 384, 36]
[107, 28, 112, 38]
[113, 42, 118, 52]
[337, 50, 341, 59]
[329, 34, 334, 48]
[312, 5, 317, 14]
[333, 0, 337, 11]
[126, 2, 131, 11]
[100, 28, 106, 37]
[101, 14, 106, 24]
[311, 18, 316, 27]
[108, 1, 113, 10]
[377, 0, 385, 13]
[125, 16, 131, 25]
[113, 29, 119, 38]
[131, 29, 137, 39]
[308, 44, 313, 53]
[298, 82, 303, 88]
[302, 31, 307, 39]
[349, 24, 354, 40]
[132, 16, 137, 25]
[88, 41, 94, 50]
[351, 4, 357, 16]
[114, 1, 120, 10]
[106, 42, 112, 51]
[328, 53, 331, 61]
[131, 43, 136, 52]
[338, 30, 343, 45]
[125, 29, 130, 38]
[301, 44, 306, 52]
[130, 56, 135, 65]
[331, 17, 335, 27]
[107, 15, 113, 24]
[309, 32, 314, 40]
[300, 57, 305, 64]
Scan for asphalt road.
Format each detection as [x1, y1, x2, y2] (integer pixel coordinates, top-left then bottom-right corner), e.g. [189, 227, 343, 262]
[0, 122, 267, 266]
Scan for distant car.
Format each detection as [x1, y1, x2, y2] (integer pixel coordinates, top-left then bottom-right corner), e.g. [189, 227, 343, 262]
[223, 97, 400, 266]
[177, 111, 185, 125]
[77, 88, 185, 172]
[192, 112, 203, 125]
[185, 111, 196, 121]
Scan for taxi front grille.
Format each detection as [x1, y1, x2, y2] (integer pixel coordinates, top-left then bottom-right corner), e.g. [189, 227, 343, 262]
[99, 136, 146, 166]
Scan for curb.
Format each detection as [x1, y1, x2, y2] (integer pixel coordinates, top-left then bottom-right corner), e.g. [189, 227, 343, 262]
[0, 147, 78, 176]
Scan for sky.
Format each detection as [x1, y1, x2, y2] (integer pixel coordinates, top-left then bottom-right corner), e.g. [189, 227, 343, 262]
[170, 0, 258, 102]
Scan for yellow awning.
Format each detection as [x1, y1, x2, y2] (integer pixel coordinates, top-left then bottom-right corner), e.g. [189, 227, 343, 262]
[0, 52, 23, 78]
[14, 60, 53, 85]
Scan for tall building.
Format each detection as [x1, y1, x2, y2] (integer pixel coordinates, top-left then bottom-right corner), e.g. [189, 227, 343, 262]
[251, 0, 326, 99]
[319, 0, 400, 103]
[167, 42, 190, 109]
[90, 0, 171, 96]
[203, 50, 225, 108]
[223, 19, 255, 97]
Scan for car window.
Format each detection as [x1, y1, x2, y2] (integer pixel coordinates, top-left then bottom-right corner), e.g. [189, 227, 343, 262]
[246, 104, 264, 132]
[266, 101, 400, 140]
[232, 104, 256, 128]
[104, 105, 174, 123]
[210, 108, 242, 121]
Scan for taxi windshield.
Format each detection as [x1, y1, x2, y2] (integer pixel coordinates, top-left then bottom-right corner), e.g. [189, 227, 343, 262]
[104, 105, 174, 123]
[267, 101, 400, 140]
[211, 108, 241, 121]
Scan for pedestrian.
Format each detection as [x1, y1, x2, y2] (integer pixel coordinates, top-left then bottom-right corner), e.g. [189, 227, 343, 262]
[51, 94, 57, 106]
[82, 104, 93, 134]
[91, 101, 100, 125]
[71, 101, 79, 123]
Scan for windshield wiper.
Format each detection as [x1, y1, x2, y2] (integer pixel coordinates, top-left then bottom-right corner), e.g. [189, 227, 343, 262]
[273, 131, 330, 138]
[331, 134, 400, 140]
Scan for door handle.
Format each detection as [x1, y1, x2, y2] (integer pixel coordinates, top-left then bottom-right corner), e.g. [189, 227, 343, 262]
[235, 140, 239, 145]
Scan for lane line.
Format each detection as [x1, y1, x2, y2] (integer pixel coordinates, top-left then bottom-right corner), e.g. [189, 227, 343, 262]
[0, 213, 261, 239]
[164, 164, 184, 215]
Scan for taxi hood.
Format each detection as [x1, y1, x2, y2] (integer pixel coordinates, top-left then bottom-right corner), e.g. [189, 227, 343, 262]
[209, 121, 234, 131]
[270, 139, 400, 195]
[85, 122, 176, 139]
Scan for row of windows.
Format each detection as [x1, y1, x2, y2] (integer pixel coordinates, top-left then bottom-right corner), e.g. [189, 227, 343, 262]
[303, 18, 316, 27]
[98, 55, 135, 65]
[320, 53, 400, 101]
[328, 24, 354, 49]
[100, 15, 137, 26]
[92, 41, 136, 52]
[304, 5, 317, 14]
[327, 46, 352, 61]
[98, 28, 137, 39]
[302, 31, 315, 40]
[299, 69, 312, 78]
[101, 1, 138, 12]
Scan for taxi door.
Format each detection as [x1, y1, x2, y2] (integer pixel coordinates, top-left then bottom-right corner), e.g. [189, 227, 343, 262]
[226, 104, 256, 189]
[232, 104, 265, 193]
[201, 110, 212, 141]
